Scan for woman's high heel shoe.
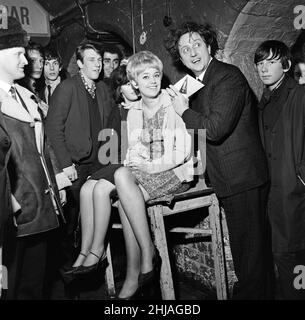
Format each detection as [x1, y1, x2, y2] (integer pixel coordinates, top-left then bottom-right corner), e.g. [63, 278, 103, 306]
[138, 249, 162, 287]
[63, 252, 87, 275]
[74, 251, 108, 275]
[137, 249, 162, 299]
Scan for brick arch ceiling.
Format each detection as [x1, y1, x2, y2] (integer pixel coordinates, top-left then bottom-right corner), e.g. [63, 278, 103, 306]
[223, 0, 301, 97]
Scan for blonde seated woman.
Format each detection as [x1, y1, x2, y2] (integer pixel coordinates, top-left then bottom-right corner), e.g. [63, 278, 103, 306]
[71, 51, 194, 300]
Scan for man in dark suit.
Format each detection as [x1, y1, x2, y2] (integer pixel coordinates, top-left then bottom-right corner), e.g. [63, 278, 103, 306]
[45, 43, 113, 273]
[165, 21, 270, 299]
[38, 48, 67, 106]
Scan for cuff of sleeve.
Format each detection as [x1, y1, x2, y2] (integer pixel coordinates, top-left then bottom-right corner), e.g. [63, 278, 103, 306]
[56, 172, 72, 190]
[182, 109, 201, 129]
[11, 195, 21, 213]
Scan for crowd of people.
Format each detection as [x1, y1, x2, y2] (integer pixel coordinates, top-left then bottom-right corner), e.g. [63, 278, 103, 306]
[1, 15, 305, 301]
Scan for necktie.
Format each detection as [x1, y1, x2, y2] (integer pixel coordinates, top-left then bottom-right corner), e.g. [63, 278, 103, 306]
[10, 85, 29, 112]
[9, 86, 18, 101]
[47, 85, 52, 105]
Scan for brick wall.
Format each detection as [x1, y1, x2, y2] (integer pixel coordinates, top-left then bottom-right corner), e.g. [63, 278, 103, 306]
[171, 208, 237, 297]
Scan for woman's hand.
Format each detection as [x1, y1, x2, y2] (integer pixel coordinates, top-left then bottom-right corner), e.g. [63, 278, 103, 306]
[166, 85, 189, 116]
[129, 162, 157, 174]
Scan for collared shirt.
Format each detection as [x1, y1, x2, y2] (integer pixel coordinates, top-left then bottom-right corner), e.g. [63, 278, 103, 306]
[44, 77, 61, 101]
[196, 57, 213, 82]
[80, 71, 96, 99]
[0, 79, 22, 105]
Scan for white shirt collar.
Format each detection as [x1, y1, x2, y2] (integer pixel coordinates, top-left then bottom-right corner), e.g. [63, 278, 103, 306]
[196, 57, 213, 82]
[45, 76, 61, 89]
[0, 79, 13, 93]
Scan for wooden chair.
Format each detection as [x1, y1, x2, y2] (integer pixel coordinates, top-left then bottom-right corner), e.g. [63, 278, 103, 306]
[105, 133, 228, 300]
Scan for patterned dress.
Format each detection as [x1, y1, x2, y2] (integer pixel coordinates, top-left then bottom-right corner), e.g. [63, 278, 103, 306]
[130, 106, 189, 200]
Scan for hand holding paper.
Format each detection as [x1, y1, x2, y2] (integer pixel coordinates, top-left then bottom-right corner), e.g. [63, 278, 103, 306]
[166, 75, 204, 116]
[173, 74, 204, 98]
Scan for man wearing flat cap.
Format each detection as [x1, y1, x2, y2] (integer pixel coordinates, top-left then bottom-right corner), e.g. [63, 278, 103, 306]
[0, 16, 70, 299]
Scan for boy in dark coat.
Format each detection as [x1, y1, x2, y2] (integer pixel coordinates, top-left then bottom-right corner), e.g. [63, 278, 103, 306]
[254, 40, 305, 299]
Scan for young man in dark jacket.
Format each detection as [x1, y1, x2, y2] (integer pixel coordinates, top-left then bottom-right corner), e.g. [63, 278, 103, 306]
[45, 43, 113, 274]
[254, 40, 305, 299]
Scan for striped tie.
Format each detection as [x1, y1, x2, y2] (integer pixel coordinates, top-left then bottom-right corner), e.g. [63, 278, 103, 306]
[9, 86, 18, 101]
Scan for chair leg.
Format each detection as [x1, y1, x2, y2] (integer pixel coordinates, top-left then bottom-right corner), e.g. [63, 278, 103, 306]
[105, 244, 116, 298]
[209, 193, 228, 300]
[148, 205, 175, 300]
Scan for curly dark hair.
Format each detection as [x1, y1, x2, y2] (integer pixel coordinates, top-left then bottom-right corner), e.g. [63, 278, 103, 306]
[164, 21, 219, 63]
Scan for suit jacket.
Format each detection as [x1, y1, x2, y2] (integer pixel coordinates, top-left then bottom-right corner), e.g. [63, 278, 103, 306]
[258, 76, 305, 252]
[45, 74, 113, 169]
[182, 59, 269, 197]
[0, 109, 11, 233]
[0, 84, 66, 236]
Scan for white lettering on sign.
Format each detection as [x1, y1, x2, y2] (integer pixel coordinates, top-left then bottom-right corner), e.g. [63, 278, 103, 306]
[293, 5, 305, 30]
[2, 5, 30, 25]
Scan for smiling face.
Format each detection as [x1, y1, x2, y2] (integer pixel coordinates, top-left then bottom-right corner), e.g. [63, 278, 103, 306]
[103, 52, 120, 78]
[77, 48, 102, 81]
[256, 52, 290, 90]
[132, 66, 161, 99]
[0, 47, 28, 84]
[178, 32, 211, 77]
[44, 58, 61, 82]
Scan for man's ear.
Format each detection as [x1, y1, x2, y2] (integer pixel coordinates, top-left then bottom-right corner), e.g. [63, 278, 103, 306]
[283, 60, 292, 73]
[76, 59, 83, 70]
[131, 79, 138, 89]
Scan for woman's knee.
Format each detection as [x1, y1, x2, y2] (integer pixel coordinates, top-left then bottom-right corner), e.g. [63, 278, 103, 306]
[80, 179, 97, 198]
[114, 166, 133, 186]
[93, 179, 115, 198]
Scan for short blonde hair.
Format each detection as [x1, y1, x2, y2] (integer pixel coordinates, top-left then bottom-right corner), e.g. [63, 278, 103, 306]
[126, 50, 163, 82]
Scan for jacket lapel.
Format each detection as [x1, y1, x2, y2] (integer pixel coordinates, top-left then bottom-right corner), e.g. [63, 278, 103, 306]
[75, 74, 90, 134]
[192, 59, 216, 112]
[96, 85, 105, 126]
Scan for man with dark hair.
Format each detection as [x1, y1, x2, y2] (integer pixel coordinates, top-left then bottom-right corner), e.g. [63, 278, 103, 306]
[0, 16, 69, 299]
[45, 42, 113, 275]
[101, 44, 122, 85]
[254, 40, 305, 299]
[17, 42, 48, 117]
[19, 42, 44, 93]
[165, 21, 270, 299]
[39, 48, 64, 105]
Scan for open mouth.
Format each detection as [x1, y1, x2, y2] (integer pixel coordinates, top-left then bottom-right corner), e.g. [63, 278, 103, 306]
[192, 58, 201, 64]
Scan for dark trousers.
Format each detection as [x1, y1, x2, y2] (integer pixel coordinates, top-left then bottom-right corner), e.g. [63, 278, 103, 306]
[61, 162, 100, 268]
[4, 232, 49, 300]
[273, 249, 305, 300]
[220, 182, 274, 300]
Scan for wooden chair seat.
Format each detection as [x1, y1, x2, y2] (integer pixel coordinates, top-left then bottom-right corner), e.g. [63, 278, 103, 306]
[105, 184, 228, 300]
